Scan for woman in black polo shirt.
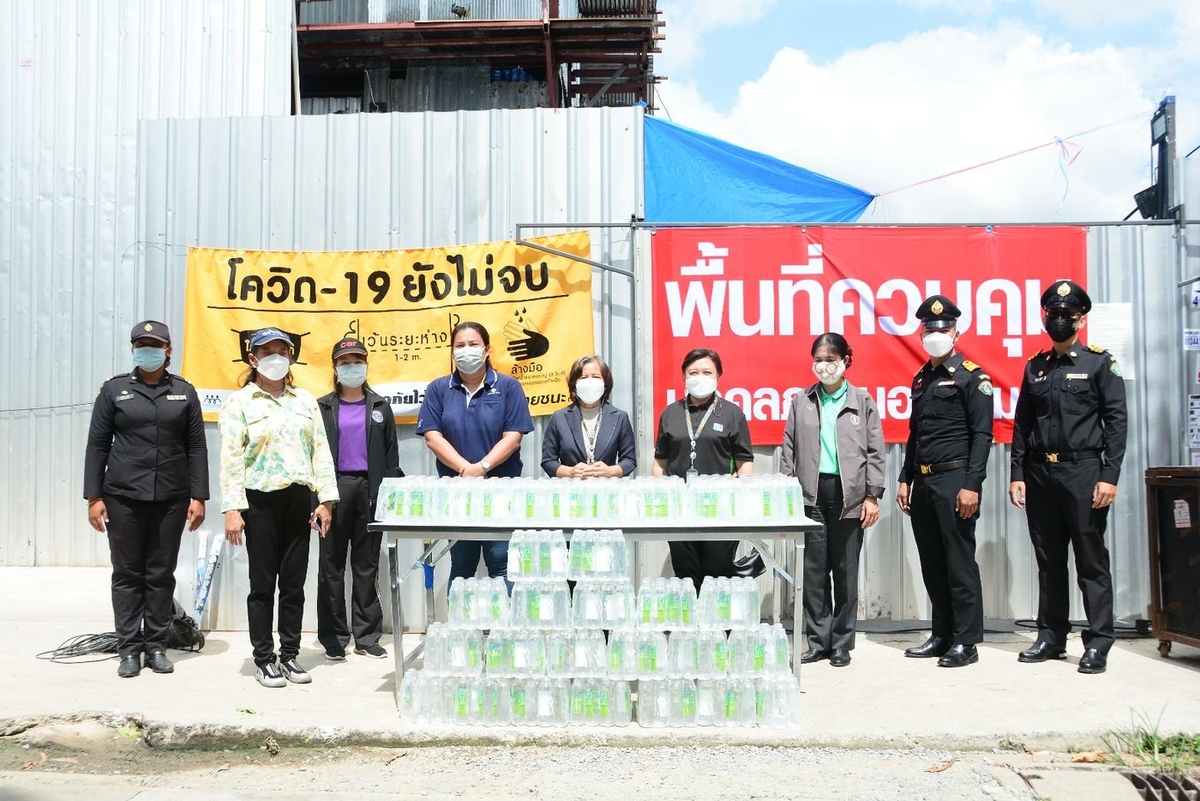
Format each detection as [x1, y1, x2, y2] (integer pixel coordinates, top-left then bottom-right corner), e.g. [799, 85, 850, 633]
[652, 348, 754, 593]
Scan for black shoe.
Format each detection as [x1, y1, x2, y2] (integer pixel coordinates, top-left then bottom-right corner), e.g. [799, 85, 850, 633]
[830, 648, 851, 667]
[799, 648, 830, 664]
[1018, 641, 1067, 663]
[1078, 648, 1107, 674]
[117, 655, 141, 678]
[145, 649, 174, 674]
[904, 636, 950, 658]
[354, 644, 388, 659]
[937, 644, 979, 668]
[324, 647, 347, 662]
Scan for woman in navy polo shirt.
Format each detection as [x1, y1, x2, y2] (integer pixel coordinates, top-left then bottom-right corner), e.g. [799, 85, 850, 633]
[416, 321, 534, 583]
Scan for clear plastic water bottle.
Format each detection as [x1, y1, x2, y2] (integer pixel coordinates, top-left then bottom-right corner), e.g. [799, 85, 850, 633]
[695, 678, 720, 726]
[768, 623, 791, 674]
[670, 678, 698, 726]
[607, 627, 638, 680]
[508, 677, 535, 725]
[424, 623, 448, 674]
[636, 630, 667, 679]
[696, 629, 729, 679]
[545, 630, 574, 677]
[729, 577, 761, 629]
[667, 630, 700, 678]
[636, 679, 666, 728]
[511, 629, 546, 676]
[602, 580, 636, 628]
[757, 675, 802, 728]
[446, 628, 484, 676]
[572, 583, 604, 628]
[571, 629, 608, 678]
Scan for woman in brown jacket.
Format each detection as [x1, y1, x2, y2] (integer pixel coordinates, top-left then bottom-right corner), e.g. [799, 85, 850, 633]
[780, 333, 885, 667]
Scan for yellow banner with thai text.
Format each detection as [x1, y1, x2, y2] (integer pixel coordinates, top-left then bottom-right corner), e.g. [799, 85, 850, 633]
[181, 233, 594, 421]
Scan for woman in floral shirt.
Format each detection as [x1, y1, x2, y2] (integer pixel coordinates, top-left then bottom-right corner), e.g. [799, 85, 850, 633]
[220, 327, 338, 689]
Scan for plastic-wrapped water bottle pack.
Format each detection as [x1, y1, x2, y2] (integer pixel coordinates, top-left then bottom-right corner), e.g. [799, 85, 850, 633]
[375, 474, 802, 527]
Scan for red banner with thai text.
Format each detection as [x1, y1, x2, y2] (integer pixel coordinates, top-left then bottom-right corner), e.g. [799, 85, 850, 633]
[651, 226, 1088, 445]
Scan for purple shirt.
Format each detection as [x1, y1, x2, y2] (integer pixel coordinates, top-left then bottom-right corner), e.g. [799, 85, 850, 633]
[337, 399, 369, 472]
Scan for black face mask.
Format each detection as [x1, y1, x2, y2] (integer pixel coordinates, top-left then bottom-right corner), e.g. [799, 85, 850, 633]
[1045, 315, 1077, 343]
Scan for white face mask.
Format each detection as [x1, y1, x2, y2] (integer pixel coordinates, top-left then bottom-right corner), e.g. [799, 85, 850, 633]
[922, 331, 955, 359]
[256, 354, 291, 382]
[336, 363, 367, 388]
[575, 377, 605, 405]
[685, 374, 718, 400]
[453, 345, 486, 374]
[812, 359, 846, 386]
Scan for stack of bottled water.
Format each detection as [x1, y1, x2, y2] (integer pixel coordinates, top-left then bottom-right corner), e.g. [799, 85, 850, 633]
[374, 474, 803, 529]
[629, 575, 801, 728]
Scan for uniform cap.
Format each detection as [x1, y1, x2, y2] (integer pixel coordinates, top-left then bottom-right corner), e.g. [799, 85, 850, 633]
[249, 327, 294, 349]
[332, 337, 368, 360]
[1040, 280, 1091, 314]
[131, 320, 170, 343]
[914, 295, 961, 330]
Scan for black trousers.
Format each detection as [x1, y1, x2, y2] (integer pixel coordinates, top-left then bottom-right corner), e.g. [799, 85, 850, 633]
[803, 474, 864, 652]
[910, 469, 984, 645]
[668, 540, 738, 595]
[1024, 459, 1114, 654]
[104, 494, 188, 658]
[244, 484, 314, 668]
[317, 473, 383, 651]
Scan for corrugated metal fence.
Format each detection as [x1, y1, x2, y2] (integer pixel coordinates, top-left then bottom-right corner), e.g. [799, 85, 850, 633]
[0, 0, 293, 567]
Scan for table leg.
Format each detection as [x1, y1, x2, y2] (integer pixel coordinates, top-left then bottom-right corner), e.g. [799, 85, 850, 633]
[388, 540, 405, 709]
[793, 537, 804, 685]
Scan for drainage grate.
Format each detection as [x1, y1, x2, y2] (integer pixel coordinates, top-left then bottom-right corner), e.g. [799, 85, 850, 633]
[1123, 771, 1200, 800]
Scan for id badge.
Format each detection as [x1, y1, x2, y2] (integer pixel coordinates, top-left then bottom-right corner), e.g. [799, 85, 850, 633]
[685, 469, 699, 481]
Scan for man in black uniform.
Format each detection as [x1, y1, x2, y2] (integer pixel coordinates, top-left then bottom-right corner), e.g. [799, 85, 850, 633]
[1009, 280, 1126, 675]
[896, 295, 993, 667]
[84, 321, 209, 678]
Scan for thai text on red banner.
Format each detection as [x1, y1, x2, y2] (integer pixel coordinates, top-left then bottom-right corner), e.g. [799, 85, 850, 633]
[650, 226, 1088, 445]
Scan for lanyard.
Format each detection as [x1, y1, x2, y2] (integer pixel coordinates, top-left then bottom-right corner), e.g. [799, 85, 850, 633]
[684, 400, 717, 473]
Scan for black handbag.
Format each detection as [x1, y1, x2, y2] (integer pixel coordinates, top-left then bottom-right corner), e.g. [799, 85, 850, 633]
[732, 544, 767, 578]
[167, 600, 206, 652]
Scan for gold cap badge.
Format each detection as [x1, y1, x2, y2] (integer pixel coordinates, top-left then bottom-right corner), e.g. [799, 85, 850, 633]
[1056, 282, 1070, 297]
[931, 299, 944, 315]
[144, 323, 154, 332]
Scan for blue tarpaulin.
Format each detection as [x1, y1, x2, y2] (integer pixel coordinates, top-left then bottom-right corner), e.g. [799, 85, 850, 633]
[644, 116, 875, 224]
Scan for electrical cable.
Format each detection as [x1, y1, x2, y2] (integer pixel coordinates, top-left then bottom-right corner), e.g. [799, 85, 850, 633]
[36, 632, 120, 663]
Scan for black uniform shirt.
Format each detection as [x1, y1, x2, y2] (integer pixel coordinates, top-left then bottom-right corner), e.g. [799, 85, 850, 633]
[1010, 344, 1127, 485]
[654, 395, 754, 477]
[83, 371, 210, 502]
[899, 352, 995, 492]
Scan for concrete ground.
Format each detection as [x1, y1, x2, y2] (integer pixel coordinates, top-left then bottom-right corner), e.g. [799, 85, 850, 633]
[1, 567, 1198, 799]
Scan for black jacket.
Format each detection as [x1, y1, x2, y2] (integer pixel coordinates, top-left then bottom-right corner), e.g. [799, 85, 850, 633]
[83, 371, 209, 502]
[541, 402, 637, 477]
[317, 388, 403, 510]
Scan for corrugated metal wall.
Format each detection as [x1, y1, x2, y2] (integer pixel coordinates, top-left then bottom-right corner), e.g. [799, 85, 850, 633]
[0, 0, 293, 567]
[389, 65, 549, 112]
[634, 220, 1185, 625]
[137, 107, 644, 629]
[300, 0, 370, 24]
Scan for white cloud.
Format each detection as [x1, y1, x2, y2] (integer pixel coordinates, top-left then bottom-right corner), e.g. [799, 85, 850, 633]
[655, 0, 778, 74]
[656, 21, 1181, 222]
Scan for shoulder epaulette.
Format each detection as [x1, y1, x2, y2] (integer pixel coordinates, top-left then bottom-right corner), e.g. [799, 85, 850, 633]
[1086, 344, 1108, 354]
[962, 360, 981, 372]
[1027, 351, 1043, 362]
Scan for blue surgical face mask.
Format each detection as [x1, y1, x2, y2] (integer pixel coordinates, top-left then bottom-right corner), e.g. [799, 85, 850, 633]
[132, 346, 167, 372]
[336, 363, 368, 388]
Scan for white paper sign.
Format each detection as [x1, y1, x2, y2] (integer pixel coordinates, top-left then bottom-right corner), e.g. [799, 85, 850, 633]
[1186, 329, 1200, 351]
[1173, 499, 1191, 529]
[1086, 303, 1134, 378]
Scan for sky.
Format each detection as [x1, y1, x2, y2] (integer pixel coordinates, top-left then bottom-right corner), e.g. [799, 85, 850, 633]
[652, 0, 1200, 222]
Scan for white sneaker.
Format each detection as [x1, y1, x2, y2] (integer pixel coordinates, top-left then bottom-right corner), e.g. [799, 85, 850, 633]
[280, 658, 312, 684]
[256, 661, 287, 688]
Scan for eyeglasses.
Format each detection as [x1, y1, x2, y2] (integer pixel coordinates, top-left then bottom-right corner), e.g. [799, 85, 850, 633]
[1045, 309, 1082, 320]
